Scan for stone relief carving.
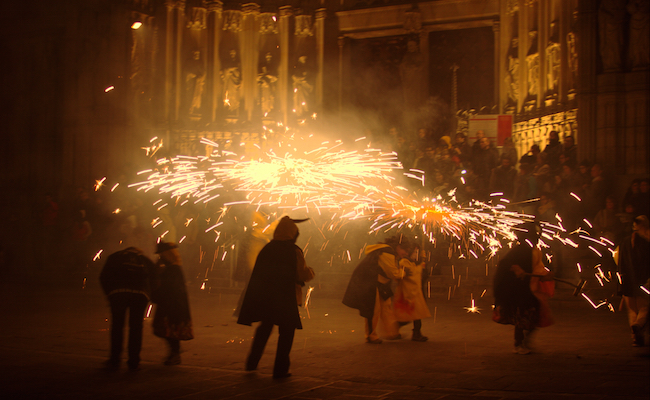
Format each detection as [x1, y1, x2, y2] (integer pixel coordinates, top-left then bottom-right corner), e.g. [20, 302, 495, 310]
[223, 10, 242, 32]
[187, 6, 207, 30]
[295, 15, 314, 37]
[258, 52, 278, 116]
[627, 0, 650, 70]
[399, 38, 424, 109]
[507, 0, 519, 16]
[566, 10, 578, 97]
[545, 21, 560, 98]
[505, 37, 519, 109]
[292, 55, 313, 117]
[526, 31, 539, 100]
[185, 50, 206, 116]
[259, 13, 278, 34]
[403, 4, 422, 33]
[221, 49, 241, 112]
[598, 0, 626, 72]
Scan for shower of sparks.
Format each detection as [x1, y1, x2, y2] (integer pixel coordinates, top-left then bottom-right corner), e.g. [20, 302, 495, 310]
[464, 297, 481, 313]
[129, 136, 402, 213]
[366, 191, 534, 256]
[89, 131, 623, 314]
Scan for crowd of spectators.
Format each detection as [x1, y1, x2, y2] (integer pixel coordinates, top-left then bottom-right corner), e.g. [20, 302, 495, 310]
[378, 126, 649, 248]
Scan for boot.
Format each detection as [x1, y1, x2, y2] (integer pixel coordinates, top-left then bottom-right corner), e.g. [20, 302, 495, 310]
[164, 352, 181, 365]
[411, 330, 428, 342]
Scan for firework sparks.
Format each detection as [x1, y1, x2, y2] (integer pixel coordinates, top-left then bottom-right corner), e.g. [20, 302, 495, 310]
[92, 130, 620, 315]
[464, 296, 481, 313]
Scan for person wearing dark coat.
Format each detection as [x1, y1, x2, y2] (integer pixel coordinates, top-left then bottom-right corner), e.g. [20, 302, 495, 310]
[472, 137, 499, 200]
[492, 222, 554, 354]
[237, 216, 315, 379]
[99, 247, 155, 370]
[342, 235, 411, 343]
[541, 130, 563, 173]
[151, 242, 193, 365]
[615, 215, 650, 347]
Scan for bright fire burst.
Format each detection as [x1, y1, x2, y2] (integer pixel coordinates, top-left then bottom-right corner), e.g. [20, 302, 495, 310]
[130, 135, 402, 213]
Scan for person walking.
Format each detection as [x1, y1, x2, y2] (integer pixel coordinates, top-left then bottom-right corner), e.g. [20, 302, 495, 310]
[151, 242, 194, 365]
[99, 247, 155, 370]
[615, 215, 650, 347]
[237, 216, 315, 379]
[343, 235, 411, 344]
[492, 221, 555, 354]
[393, 244, 431, 342]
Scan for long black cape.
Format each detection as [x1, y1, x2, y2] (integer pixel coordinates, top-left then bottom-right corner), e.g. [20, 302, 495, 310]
[237, 240, 302, 329]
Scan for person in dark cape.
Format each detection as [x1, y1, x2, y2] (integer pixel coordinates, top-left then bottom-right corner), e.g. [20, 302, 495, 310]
[342, 235, 411, 344]
[615, 215, 650, 347]
[493, 221, 554, 354]
[237, 216, 315, 379]
[151, 242, 193, 366]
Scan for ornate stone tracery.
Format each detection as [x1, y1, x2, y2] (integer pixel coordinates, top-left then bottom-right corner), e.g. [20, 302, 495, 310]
[259, 13, 278, 34]
[187, 6, 207, 29]
[223, 10, 242, 32]
[295, 15, 314, 37]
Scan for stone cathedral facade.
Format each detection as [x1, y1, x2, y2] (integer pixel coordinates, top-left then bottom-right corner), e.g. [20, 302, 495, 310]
[2, 0, 648, 195]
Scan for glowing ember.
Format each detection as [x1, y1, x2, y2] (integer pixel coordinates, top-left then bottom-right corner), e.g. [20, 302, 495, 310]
[464, 297, 481, 313]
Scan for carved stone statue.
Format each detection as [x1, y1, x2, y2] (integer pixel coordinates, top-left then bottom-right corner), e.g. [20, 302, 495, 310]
[526, 52, 539, 98]
[598, 0, 626, 72]
[258, 52, 278, 117]
[185, 50, 205, 117]
[526, 31, 539, 101]
[546, 21, 561, 95]
[505, 38, 520, 108]
[566, 32, 578, 89]
[399, 38, 425, 109]
[627, 0, 650, 70]
[292, 55, 313, 117]
[221, 49, 241, 112]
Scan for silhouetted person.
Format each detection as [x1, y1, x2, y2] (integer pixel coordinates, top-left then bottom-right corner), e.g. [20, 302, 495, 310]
[100, 247, 155, 370]
[493, 222, 554, 354]
[616, 215, 650, 347]
[152, 242, 193, 365]
[489, 155, 517, 199]
[542, 130, 562, 173]
[238, 216, 315, 379]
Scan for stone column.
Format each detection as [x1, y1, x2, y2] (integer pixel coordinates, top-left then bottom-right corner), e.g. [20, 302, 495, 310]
[419, 29, 429, 107]
[174, 0, 186, 122]
[519, 0, 528, 113]
[314, 8, 326, 113]
[576, 0, 598, 163]
[164, 0, 176, 123]
[492, 20, 501, 112]
[278, 6, 292, 126]
[207, 1, 222, 124]
[337, 36, 345, 114]
[241, 3, 260, 122]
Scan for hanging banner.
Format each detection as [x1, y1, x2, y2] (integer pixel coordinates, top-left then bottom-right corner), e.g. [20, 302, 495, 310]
[468, 115, 513, 147]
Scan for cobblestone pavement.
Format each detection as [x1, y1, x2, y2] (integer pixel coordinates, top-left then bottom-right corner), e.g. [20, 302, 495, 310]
[0, 274, 648, 400]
